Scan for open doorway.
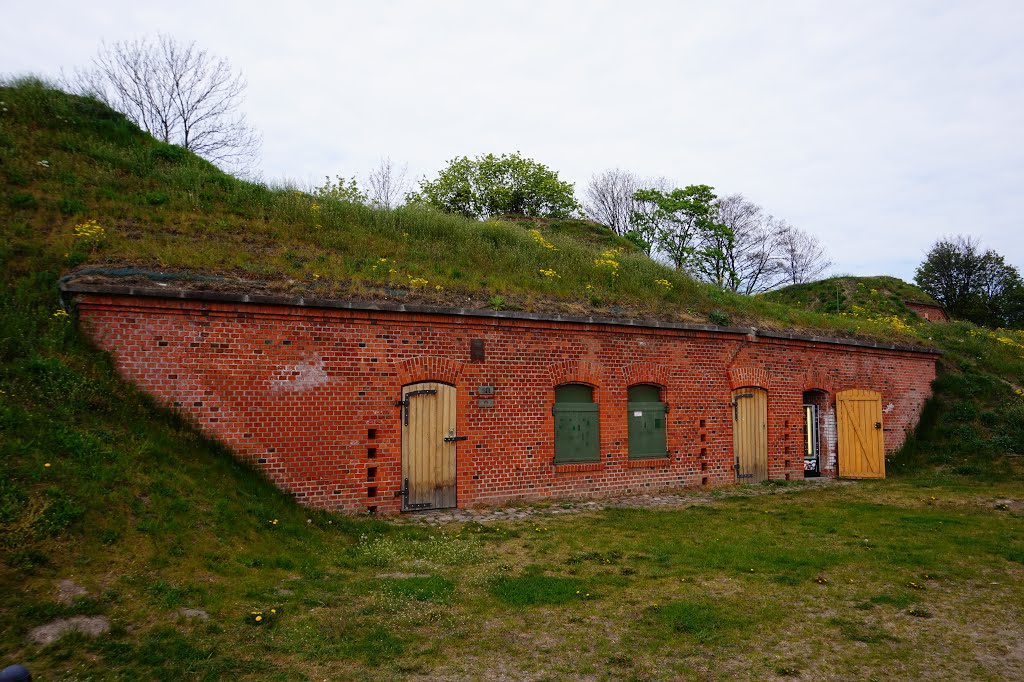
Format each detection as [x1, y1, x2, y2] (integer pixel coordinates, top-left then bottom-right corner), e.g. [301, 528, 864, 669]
[802, 390, 830, 477]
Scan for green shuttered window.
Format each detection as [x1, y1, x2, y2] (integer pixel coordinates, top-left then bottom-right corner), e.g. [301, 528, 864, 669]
[553, 384, 600, 463]
[627, 384, 668, 459]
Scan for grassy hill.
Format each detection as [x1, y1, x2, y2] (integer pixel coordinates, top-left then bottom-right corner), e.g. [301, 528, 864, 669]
[762, 275, 937, 317]
[2, 78, 930, 343]
[1, 79, 1022, 679]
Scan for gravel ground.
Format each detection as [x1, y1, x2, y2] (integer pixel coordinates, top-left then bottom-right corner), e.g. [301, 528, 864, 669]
[397, 478, 848, 525]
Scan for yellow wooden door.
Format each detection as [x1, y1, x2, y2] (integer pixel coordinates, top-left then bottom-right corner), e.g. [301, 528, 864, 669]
[836, 389, 885, 479]
[401, 382, 457, 510]
[732, 387, 768, 483]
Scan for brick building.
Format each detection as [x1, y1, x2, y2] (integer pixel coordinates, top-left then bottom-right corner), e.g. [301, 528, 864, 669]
[904, 300, 949, 323]
[65, 281, 940, 514]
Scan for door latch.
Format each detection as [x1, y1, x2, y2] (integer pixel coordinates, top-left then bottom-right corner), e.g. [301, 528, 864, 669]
[443, 435, 467, 443]
[874, 422, 882, 430]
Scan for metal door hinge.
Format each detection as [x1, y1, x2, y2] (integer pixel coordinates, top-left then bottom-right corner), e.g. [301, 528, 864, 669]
[731, 393, 753, 418]
[396, 389, 438, 425]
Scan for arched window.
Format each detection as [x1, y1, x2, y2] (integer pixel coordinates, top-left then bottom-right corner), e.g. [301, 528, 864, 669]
[553, 384, 599, 463]
[627, 384, 667, 459]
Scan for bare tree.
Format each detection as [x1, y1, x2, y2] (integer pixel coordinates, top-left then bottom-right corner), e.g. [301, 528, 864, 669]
[365, 157, 410, 209]
[716, 194, 788, 294]
[75, 34, 261, 173]
[583, 168, 640, 235]
[775, 224, 832, 286]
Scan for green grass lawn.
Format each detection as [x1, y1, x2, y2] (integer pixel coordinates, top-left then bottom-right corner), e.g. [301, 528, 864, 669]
[4, 480, 1022, 681]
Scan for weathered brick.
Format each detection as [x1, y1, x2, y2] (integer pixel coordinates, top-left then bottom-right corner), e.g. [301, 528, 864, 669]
[74, 293, 937, 514]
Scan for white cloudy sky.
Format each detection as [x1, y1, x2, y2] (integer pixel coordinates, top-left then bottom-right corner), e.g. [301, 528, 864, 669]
[4, 1, 1023, 280]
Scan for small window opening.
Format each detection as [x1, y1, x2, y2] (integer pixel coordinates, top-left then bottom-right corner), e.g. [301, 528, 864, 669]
[553, 384, 600, 464]
[627, 384, 667, 460]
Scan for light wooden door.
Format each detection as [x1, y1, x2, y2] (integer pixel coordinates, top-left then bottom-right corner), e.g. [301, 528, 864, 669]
[401, 382, 457, 510]
[837, 389, 885, 479]
[732, 387, 768, 483]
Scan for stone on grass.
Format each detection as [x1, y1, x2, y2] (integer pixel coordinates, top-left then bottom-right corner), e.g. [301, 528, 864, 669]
[178, 607, 209, 620]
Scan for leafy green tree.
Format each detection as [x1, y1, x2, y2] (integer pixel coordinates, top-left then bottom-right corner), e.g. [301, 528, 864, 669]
[915, 236, 983, 317]
[409, 153, 580, 219]
[631, 184, 733, 285]
[915, 236, 1024, 327]
[314, 175, 366, 204]
[1000, 284, 1024, 328]
[975, 251, 1024, 327]
[623, 229, 652, 255]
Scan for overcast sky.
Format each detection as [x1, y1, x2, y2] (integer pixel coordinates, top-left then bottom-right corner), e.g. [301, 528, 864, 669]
[4, 1, 1023, 281]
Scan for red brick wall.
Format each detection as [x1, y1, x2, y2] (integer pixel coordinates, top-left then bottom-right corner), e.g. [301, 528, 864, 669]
[905, 301, 949, 323]
[74, 294, 937, 513]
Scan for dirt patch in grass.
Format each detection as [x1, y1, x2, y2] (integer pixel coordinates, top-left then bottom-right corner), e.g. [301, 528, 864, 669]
[29, 615, 110, 646]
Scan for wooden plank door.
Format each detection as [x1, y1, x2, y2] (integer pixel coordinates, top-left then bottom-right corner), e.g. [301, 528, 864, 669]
[401, 382, 457, 510]
[836, 389, 885, 479]
[732, 387, 768, 483]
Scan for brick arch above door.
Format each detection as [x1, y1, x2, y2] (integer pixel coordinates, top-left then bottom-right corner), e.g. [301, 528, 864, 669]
[728, 365, 773, 391]
[548, 360, 602, 388]
[394, 356, 464, 386]
[801, 369, 836, 394]
[622, 361, 670, 388]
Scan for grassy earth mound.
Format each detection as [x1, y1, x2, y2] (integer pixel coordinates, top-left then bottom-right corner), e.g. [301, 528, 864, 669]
[2, 78, 926, 342]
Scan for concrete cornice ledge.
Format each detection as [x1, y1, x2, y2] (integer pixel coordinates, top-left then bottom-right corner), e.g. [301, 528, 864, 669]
[60, 279, 942, 356]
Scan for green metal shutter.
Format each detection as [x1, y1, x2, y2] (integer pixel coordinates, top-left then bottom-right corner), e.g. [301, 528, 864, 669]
[554, 384, 600, 463]
[627, 385, 668, 459]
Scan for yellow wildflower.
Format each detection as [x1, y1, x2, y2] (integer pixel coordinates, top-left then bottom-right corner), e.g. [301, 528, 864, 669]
[73, 219, 106, 246]
[529, 229, 558, 250]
